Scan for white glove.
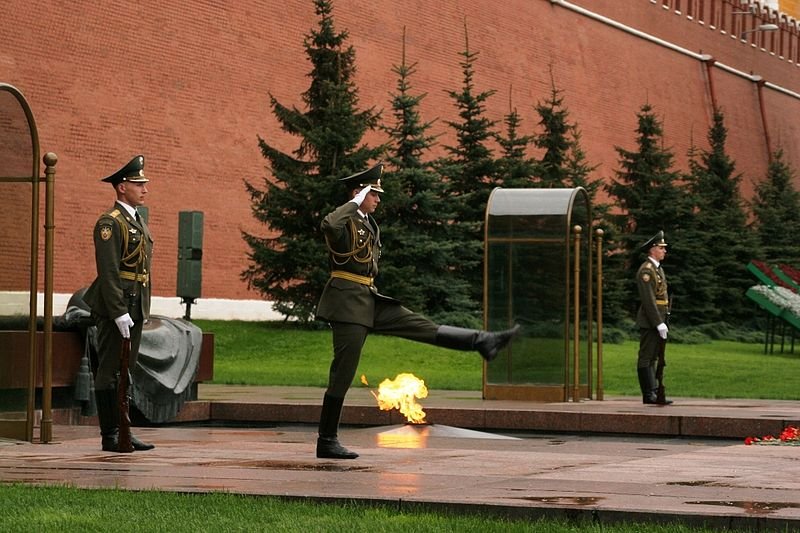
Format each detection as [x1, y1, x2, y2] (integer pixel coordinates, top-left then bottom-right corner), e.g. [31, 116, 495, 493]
[114, 313, 134, 339]
[657, 323, 668, 340]
[349, 185, 372, 206]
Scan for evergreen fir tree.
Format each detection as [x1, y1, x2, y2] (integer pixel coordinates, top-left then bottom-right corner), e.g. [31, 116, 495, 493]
[751, 149, 800, 266]
[530, 73, 605, 225]
[439, 24, 498, 215]
[494, 90, 536, 189]
[378, 28, 479, 326]
[242, 0, 383, 322]
[604, 103, 692, 325]
[533, 73, 571, 188]
[564, 127, 602, 206]
[437, 22, 499, 306]
[685, 109, 760, 324]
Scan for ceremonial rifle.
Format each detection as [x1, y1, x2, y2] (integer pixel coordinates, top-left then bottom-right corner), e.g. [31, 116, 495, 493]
[118, 338, 134, 453]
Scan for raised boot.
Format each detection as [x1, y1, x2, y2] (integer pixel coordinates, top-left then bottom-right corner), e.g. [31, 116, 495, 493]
[435, 324, 521, 362]
[316, 393, 358, 459]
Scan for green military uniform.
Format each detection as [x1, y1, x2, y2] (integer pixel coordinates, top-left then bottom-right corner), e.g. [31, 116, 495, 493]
[83, 155, 155, 452]
[635, 230, 670, 404]
[316, 199, 441, 398]
[314, 164, 520, 459]
[84, 201, 153, 387]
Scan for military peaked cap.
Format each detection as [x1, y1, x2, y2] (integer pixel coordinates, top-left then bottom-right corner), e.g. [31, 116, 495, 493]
[641, 230, 668, 251]
[101, 155, 149, 185]
[339, 163, 384, 193]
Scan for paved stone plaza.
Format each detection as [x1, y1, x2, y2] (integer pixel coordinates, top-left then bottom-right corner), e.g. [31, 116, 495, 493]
[2, 386, 800, 531]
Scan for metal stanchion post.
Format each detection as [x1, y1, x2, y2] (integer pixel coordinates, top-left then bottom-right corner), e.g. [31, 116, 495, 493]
[572, 225, 581, 402]
[595, 228, 604, 401]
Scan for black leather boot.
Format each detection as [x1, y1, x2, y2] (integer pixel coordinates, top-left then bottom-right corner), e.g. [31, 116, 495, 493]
[435, 324, 521, 361]
[637, 367, 657, 404]
[131, 434, 155, 451]
[316, 394, 358, 459]
[651, 364, 673, 405]
[95, 388, 130, 453]
[95, 388, 155, 452]
[124, 382, 155, 450]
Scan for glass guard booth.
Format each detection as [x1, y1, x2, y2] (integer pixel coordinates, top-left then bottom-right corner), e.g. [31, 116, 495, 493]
[484, 187, 601, 402]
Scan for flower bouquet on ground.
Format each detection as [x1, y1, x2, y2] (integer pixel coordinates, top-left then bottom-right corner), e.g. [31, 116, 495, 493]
[780, 263, 800, 285]
[745, 426, 800, 445]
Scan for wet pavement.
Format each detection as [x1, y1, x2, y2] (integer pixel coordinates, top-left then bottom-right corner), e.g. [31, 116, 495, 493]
[2, 385, 800, 531]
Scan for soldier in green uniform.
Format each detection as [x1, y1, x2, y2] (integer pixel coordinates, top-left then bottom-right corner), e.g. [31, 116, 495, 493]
[635, 230, 672, 405]
[315, 163, 520, 459]
[83, 155, 156, 452]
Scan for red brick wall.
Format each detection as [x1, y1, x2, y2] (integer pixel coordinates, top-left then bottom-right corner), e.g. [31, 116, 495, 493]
[2, 0, 798, 303]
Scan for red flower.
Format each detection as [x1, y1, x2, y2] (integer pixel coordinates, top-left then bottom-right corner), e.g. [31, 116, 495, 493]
[780, 426, 799, 442]
[779, 264, 800, 284]
[745, 425, 800, 446]
[750, 260, 797, 291]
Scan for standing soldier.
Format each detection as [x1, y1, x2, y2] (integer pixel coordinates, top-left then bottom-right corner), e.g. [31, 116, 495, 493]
[315, 163, 520, 459]
[84, 155, 156, 452]
[635, 230, 672, 405]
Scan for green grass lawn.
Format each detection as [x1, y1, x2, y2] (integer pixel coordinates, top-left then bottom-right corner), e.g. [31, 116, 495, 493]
[195, 320, 800, 400]
[0, 484, 722, 533]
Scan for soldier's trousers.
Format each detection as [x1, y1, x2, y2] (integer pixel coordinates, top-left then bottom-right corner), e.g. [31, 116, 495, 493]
[92, 316, 144, 390]
[637, 327, 660, 369]
[326, 300, 438, 398]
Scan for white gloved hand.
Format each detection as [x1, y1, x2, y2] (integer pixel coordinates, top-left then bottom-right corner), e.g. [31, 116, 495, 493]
[657, 323, 668, 340]
[114, 313, 134, 339]
[349, 185, 372, 206]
